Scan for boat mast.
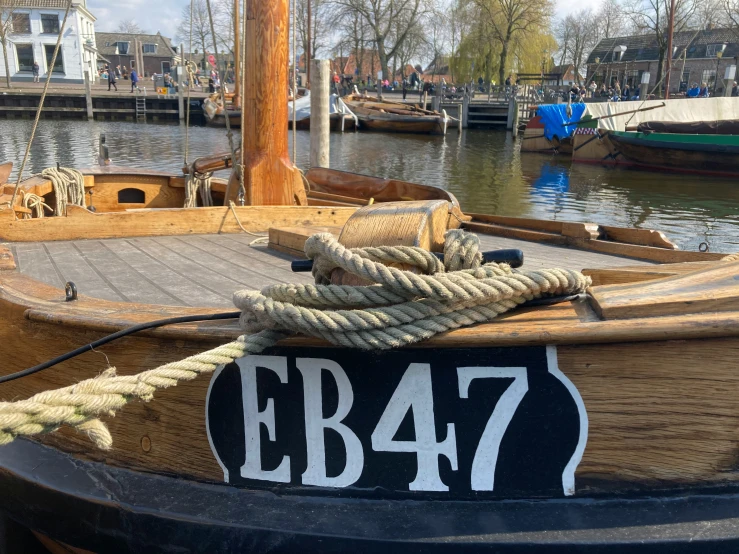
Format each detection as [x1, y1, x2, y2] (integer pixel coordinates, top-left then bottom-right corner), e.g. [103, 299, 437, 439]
[241, 0, 301, 205]
[233, 0, 240, 108]
[664, 0, 676, 99]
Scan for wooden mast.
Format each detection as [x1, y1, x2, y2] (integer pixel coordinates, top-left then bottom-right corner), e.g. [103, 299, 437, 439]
[242, 0, 303, 205]
[232, 0, 240, 108]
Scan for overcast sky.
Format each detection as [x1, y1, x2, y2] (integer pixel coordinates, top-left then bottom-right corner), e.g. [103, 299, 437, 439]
[90, 0, 590, 48]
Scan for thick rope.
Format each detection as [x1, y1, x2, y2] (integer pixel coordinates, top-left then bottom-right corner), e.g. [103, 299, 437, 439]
[0, 331, 286, 449]
[722, 253, 739, 261]
[234, 230, 591, 351]
[0, 230, 590, 449]
[21, 192, 51, 219]
[40, 167, 86, 216]
[184, 170, 213, 207]
[9, 0, 74, 215]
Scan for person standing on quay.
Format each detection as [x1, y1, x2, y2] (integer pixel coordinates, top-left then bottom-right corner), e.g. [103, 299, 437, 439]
[108, 65, 118, 92]
[32, 61, 40, 83]
[130, 68, 140, 92]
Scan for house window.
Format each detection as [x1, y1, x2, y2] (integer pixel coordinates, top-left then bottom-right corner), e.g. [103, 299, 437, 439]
[706, 44, 725, 57]
[117, 42, 130, 55]
[44, 44, 64, 73]
[11, 13, 31, 34]
[41, 14, 60, 34]
[15, 44, 34, 72]
[143, 43, 156, 54]
[701, 69, 717, 88]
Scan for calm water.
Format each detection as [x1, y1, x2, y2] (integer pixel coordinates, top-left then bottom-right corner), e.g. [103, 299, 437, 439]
[1, 119, 738, 252]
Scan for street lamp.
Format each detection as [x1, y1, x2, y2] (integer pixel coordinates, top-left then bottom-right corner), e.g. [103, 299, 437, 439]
[715, 44, 727, 95]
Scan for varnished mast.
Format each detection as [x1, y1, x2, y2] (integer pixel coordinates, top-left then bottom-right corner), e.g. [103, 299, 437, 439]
[241, 0, 303, 205]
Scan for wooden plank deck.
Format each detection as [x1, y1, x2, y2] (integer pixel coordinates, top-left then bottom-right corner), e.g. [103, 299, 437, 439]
[9, 234, 654, 308]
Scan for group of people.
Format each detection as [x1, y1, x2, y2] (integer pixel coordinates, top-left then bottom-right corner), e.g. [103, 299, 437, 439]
[686, 81, 739, 98]
[101, 65, 140, 92]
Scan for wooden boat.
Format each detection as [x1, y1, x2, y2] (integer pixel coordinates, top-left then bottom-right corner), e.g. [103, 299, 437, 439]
[520, 114, 574, 154]
[342, 93, 450, 135]
[287, 91, 358, 132]
[2, 1, 739, 552]
[605, 130, 739, 177]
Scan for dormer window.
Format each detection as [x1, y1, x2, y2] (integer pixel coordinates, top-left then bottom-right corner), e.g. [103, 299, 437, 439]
[116, 41, 130, 55]
[706, 44, 726, 57]
[143, 43, 156, 54]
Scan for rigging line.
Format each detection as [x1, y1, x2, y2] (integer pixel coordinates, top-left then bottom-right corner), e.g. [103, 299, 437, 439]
[624, 28, 703, 127]
[9, 0, 74, 218]
[184, 0, 195, 166]
[239, 0, 248, 204]
[205, 0, 238, 206]
[292, 0, 297, 165]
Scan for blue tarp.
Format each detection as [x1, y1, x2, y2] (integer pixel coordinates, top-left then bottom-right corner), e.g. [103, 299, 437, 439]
[536, 104, 587, 141]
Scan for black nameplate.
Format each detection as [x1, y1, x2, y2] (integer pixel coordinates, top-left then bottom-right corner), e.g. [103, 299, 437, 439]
[206, 345, 588, 500]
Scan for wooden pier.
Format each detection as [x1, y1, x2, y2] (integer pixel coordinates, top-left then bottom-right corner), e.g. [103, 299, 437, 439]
[0, 86, 208, 123]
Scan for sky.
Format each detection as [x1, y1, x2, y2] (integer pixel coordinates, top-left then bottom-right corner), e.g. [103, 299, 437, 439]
[90, 0, 595, 44]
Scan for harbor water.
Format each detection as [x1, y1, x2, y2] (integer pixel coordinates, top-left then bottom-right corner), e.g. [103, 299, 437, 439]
[1, 119, 738, 252]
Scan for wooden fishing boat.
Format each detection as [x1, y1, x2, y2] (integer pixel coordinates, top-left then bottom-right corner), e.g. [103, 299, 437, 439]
[605, 130, 739, 177]
[520, 114, 574, 154]
[287, 91, 358, 132]
[342, 93, 450, 135]
[2, 1, 739, 552]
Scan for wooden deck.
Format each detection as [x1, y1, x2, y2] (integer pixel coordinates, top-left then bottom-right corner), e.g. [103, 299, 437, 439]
[9, 233, 654, 308]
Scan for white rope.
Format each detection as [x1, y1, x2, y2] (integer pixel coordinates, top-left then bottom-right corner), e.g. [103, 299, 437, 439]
[184, 171, 213, 208]
[21, 192, 51, 219]
[40, 167, 86, 216]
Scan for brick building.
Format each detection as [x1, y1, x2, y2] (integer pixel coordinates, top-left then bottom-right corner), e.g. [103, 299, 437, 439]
[586, 28, 739, 95]
[96, 32, 178, 77]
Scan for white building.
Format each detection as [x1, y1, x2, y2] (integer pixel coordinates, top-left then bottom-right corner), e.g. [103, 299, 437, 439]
[0, 0, 97, 84]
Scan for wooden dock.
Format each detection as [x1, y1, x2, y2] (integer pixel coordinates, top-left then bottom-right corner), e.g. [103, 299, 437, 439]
[9, 232, 654, 308]
[0, 87, 208, 123]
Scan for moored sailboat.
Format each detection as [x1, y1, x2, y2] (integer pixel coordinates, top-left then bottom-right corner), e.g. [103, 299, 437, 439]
[1, 0, 739, 552]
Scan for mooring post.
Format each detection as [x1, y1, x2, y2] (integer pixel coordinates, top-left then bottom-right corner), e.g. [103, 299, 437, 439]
[310, 59, 330, 168]
[462, 94, 469, 129]
[506, 97, 515, 131]
[423, 91, 428, 111]
[84, 71, 93, 120]
[512, 99, 520, 137]
[178, 43, 185, 121]
[433, 79, 442, 112]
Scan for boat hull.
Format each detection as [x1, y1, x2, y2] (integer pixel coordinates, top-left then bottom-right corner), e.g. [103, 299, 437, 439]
[288, 113, 357, 131]
[358, 115, 446, 135]
[607, 131, 739, 176]
[3, 438, 739, 553]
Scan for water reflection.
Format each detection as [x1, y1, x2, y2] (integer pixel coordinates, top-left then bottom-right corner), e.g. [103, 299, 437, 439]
[0, 119, 737, 251]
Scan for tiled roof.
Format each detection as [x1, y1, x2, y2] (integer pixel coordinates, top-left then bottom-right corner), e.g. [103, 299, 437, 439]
[0, 0, 69, 7]
[587, 28, 739, 64]
[95, 32, 176, 57]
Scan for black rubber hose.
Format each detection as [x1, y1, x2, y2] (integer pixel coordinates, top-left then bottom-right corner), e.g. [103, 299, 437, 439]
[0, 311, 241, 385]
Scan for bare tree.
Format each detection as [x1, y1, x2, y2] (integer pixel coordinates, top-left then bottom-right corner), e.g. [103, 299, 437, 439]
[115, 19, 145, 34]
[598, 0, 627, 39]
[331, 0, 427, 81]
[296, 0, 330, 67]
[0, 0, 22, 88]
[558, 9, 599, 84]
[470, 0, 553, 84]
[624, 0, 696, 95]
[175, 0, 231, 70]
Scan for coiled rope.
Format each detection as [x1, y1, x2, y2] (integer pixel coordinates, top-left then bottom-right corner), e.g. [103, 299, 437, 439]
[40, 167, 86, 216]
[184, 170, 214, 207]
[0, 230, 590, 449]
[21, 192, 51, 219]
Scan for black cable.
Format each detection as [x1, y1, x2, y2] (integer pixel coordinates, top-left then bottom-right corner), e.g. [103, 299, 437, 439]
[0, 311, 241, 385]
[0, 294, 584, 386]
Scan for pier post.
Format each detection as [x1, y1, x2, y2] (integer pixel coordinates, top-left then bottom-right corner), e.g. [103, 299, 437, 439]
[178, 43, 185, 121]
[310, 59, 330, 168]
[462, 94, 469, 129]
[506, 97, 515, 130]
[84, 71, 93, 120]
[423, 91, 428, 111]
[512, 99, 519, 137]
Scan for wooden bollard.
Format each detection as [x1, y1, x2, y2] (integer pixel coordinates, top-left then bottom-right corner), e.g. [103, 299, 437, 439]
[310, 59, 330, 168]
